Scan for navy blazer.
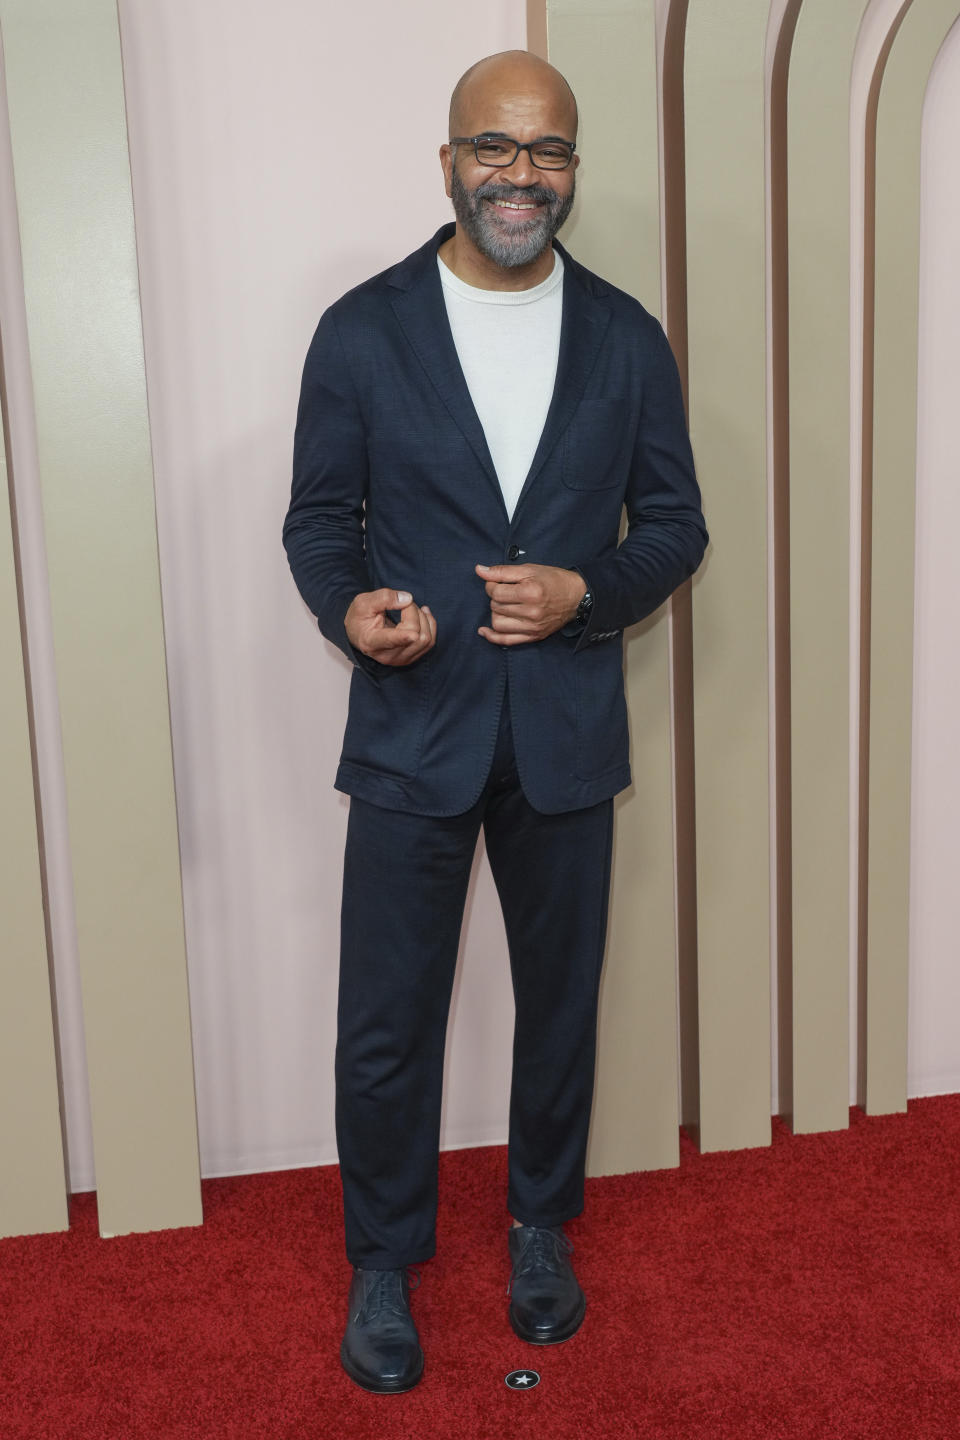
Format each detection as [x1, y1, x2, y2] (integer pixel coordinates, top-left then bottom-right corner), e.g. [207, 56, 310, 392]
[283, 224, 707, 816]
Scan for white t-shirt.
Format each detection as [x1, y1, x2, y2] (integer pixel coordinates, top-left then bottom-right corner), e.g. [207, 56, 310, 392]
[438, 249, 564, 519]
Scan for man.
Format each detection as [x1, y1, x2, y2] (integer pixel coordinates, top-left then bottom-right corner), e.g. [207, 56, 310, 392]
[283, 50, 707, 1393]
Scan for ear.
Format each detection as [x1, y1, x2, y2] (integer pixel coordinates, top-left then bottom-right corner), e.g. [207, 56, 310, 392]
[439, 142, 454, 199]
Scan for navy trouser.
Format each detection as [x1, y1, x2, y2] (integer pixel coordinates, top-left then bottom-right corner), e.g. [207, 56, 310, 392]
[336, 692, 615, 1270]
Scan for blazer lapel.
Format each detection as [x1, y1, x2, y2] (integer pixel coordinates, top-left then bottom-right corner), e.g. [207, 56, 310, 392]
[386, 229, 613, 527]
[511, 251, 612, 525]
[388, 238, 504, 513]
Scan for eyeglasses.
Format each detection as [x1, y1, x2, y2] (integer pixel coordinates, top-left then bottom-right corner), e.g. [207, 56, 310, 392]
[449, 135, 576, 171]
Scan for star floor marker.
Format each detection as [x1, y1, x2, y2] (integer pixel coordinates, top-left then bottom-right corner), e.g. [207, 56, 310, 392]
[505, 1369, 541, 1390]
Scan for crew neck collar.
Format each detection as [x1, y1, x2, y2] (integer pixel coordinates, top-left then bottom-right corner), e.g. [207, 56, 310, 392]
[437, 248, 564, 305]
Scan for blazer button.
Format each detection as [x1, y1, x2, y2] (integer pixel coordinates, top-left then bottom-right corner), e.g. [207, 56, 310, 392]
[507, 544, 522, 561]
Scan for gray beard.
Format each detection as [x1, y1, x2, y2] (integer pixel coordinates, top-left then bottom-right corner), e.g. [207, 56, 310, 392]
[449, 164, 575, 269]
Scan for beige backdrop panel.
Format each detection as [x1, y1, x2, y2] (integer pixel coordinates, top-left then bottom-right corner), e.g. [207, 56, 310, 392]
[549, 0, 680, 1175]
[0, 0, 201, 1234]
[864, 0, 960, 1115]
[780, 0, 870, 1134]
[117, 0, 528, 1185]
[0, 386, 67, 1238]
[684, 0, 772, 1152]
[908, 21, 960, 1098]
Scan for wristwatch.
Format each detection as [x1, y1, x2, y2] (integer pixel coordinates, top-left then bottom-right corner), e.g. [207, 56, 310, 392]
[572, 587, 594, 629]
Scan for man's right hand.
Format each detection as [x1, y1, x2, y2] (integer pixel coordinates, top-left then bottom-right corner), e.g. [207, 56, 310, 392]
[344, 589, 437, 667]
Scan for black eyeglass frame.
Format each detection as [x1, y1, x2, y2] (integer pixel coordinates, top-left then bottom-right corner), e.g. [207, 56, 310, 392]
[449, 135, 577, 170]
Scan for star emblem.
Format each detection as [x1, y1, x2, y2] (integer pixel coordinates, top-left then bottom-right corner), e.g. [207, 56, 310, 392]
[505, 1369, 541, 1390]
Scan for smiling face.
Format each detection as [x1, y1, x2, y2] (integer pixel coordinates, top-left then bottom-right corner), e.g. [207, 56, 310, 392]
[439, 52, 579, 288]
[447, 147, 576, 272]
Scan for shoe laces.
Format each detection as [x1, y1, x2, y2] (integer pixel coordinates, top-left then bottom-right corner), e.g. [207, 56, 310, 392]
[507, 1226, 574, 1294]
[356, 1265, 421, 1322]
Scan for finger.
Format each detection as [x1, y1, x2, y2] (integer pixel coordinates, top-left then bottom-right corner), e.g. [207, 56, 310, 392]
[489, 611, 537, 634]
[364, 626, 416, 655]
[485, 580, 529, 604]
[412, 601, 434, 648]
[374, 625, 425, 661]
[366, 607, 428, 651]
[387, 630, 435, 665]
[476, 563, 534, 584]
[422, 605, 438, 646]
[394, 600, 428, 642]
[356, 587, 413, 616]
[367, 600, 436, 658]
[382, 646, 422, 666]
[478, 625, 532, 646]
[490, 596, 543, 619]
[490, 607, 544, 628]
[385, 604, 436, 663]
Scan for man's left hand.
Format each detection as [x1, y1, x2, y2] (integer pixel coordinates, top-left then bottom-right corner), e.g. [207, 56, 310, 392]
[476, 563, 587, 646]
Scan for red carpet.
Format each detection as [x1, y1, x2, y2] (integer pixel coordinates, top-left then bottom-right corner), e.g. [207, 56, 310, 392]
[4, 1097, 960, 1439]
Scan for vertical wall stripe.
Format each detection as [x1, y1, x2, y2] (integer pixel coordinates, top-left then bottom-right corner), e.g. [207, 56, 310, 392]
[684, 0, 772, 1152]
[768, 0, 801, 1131]
[854, 0, 911, 1121]
[527, 0, 548, 60]
[660, 0, 701, 1142]
[862, 0, 960, 1115]
[549, 0, 680, 1175]
[0, 0, 201, 1234]
[768, 0, 802, 1132]
[779, 0, 869, 1133]
[0, 378, 67, 1238]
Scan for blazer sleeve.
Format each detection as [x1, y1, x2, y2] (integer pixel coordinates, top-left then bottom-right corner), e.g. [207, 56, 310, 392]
[575, 322, 708, 644]
[282, 308, 382, 676]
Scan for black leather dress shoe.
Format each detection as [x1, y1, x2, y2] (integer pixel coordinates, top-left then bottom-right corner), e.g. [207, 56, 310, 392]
[340, 1267, 424, 1393]
[507, 1225, 586, 1344]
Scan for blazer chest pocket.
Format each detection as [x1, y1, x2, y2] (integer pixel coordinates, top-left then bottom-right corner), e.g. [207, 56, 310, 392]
[562, 399, 632, 491]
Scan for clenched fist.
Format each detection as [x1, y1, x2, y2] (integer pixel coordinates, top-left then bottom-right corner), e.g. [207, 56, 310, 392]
[476, 563, 586, 646]
[345, 588, 437, 667]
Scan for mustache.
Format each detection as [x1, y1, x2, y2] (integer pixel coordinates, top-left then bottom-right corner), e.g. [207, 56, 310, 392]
[473, 180, 560, 209]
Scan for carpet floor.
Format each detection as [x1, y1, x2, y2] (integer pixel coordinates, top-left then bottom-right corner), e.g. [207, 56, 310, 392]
[3, 1096, 960, 1439]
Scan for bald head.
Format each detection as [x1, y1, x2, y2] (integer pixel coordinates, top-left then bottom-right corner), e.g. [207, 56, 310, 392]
[448, 50, 578, 141]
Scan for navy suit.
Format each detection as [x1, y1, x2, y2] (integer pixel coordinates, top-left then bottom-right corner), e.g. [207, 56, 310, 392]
[283, 224, 707, 1268]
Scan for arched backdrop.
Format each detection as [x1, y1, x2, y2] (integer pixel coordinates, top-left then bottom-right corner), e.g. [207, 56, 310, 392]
[1, 0, 958, 1238]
